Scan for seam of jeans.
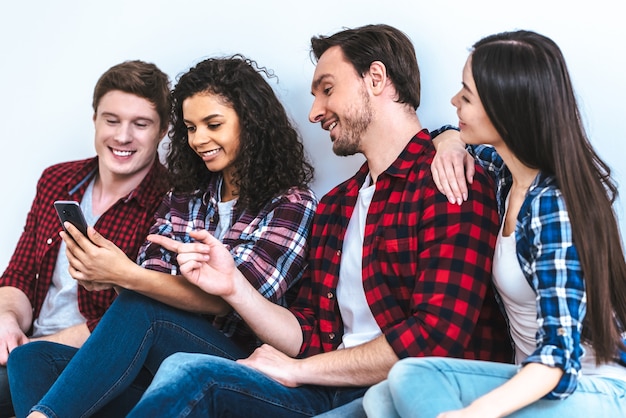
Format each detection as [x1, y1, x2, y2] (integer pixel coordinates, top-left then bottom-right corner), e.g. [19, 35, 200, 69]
[81, 325, 156, 417]
[152, 319, 238, 360]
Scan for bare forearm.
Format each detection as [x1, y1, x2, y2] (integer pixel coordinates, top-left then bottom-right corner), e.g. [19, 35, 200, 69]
[295, 335, 398, 386]
[226, 271, 303, 356]
[432, 128, 463, 149]
[467, 363, 563, 417]
[142, 230, 304, 354]
[117, 264, 231, 315]
[0, 287, 33, 331]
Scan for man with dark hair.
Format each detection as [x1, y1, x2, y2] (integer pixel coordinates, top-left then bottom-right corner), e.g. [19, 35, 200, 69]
[0, 60, 171, 417]
[125, 24, 511, 417]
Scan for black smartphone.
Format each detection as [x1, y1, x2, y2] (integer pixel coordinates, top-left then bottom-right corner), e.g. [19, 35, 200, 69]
[54, 200, 89, 237]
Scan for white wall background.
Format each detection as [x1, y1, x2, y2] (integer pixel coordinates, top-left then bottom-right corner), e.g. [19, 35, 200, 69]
[1, 0, 624, 272]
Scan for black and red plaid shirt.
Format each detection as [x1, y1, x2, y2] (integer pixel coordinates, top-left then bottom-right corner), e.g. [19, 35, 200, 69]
[292, 130, 511, 362]
[1, 157, 169, 332]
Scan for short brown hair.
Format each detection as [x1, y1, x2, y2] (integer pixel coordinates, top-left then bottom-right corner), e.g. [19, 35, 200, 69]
[311, 24, 421, 110]
[92, 60, 171, 132]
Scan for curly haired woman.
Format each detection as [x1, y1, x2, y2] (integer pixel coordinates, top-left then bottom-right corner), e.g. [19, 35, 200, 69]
[9, 55, 317, 418]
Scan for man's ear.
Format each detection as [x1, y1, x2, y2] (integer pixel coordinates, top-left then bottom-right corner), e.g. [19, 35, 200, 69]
[368, 61, 388, 95]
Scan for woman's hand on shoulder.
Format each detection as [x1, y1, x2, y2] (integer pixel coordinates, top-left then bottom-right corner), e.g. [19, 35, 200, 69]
[431, 130, 474, 205]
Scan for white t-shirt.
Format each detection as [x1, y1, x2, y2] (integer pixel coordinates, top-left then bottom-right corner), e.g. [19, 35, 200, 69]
[337, 174, 382, 349]
[215, 199, 236, 241]
[32, 181, 97, 337]
[213, 177, 236, 241]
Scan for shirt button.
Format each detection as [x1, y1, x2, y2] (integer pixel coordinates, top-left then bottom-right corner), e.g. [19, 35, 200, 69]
[557, 328, 567, 336]
[336, 250, 341, 257]
[327, 292, 334, 299]
[46, 238, 53, 245]
[329, 333, 335, 340]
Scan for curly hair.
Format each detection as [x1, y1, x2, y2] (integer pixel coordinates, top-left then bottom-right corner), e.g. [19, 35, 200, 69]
[166, 55, 314, 212]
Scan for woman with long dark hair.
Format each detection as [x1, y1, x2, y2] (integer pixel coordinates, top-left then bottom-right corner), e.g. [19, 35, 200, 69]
[364, 30, 626, 417]
[10, 55, 317, 418]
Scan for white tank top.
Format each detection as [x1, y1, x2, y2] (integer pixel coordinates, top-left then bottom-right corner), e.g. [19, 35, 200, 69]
[492, 220, 537, 364]
[493, 195, 626, 381]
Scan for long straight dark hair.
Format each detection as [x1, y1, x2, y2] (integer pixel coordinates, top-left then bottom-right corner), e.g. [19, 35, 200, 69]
[471, 30, 626, 363]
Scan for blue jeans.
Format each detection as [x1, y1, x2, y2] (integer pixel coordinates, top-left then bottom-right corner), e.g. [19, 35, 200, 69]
[363, 357, 626, 418]
[7, 290, 248, 418]
[313, 397, 365, 418]
[8, 342, 151, 418]
[127, 352, 367, 417]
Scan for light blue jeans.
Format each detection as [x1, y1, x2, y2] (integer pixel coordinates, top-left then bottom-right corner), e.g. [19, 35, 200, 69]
[363, 357, 626, 418]
[126, 352, 367, 417]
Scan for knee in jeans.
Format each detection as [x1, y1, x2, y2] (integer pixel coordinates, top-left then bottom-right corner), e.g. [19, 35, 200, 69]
[388, 357, 436, 387]
[363, 382, 387, 411]
[151, 352, 195, 382]
[7, 341, 44, 370]
[160, 352, 189, 370]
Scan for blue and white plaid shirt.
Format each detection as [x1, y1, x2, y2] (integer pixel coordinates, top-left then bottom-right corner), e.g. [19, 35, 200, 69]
[472, 144, 590, 399]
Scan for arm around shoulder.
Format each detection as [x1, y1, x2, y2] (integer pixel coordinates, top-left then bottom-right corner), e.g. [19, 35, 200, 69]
[430, 128, 476, 204]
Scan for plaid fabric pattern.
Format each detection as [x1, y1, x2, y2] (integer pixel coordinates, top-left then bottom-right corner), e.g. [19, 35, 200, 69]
[473, 145, 592, 399]
[292, 131, 511, 362]
[137, 174, 318, 352]
[1, 157, 169, 332]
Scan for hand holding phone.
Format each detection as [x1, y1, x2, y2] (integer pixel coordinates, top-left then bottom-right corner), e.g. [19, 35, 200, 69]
[54, 200, 89, 237]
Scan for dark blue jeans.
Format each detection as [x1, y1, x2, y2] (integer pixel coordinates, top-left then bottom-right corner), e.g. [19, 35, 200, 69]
[7, 290, 248, 418]
[127, 352, 367, 417]
[8, 342, 151, 418]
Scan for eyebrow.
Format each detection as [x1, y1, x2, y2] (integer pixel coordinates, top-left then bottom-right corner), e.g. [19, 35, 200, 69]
[311, 73, 332, 94]
[183, 114, 223, 124]
[100, 111, 155, 123]
[461, 81, 474, 95]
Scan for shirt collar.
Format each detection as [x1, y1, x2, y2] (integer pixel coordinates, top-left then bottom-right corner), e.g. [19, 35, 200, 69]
[339, 129, 432, 199]
[385, 129, 432, 178]
[66, 156, 169, 209]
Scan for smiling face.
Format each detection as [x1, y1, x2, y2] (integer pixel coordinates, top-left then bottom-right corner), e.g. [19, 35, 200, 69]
[182, 92, 241, 183]
[93, 90, 164, 182]
[451, 56, 502, 147]
[309, 46, 373, 156]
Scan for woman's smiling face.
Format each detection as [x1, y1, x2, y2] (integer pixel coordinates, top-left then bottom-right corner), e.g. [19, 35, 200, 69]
[183, 92, 242, 178]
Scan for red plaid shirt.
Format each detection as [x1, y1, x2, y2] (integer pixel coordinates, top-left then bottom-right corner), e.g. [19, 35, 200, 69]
[292, 130, 511, 362]
[1, 157, 169, 332]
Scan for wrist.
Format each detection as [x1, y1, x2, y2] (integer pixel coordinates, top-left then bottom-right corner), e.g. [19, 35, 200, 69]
[467, 396, 505, 418]
[432, 128, 463, 151]
[112, 261, 143, 289]
[227, 270, 257, 307]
